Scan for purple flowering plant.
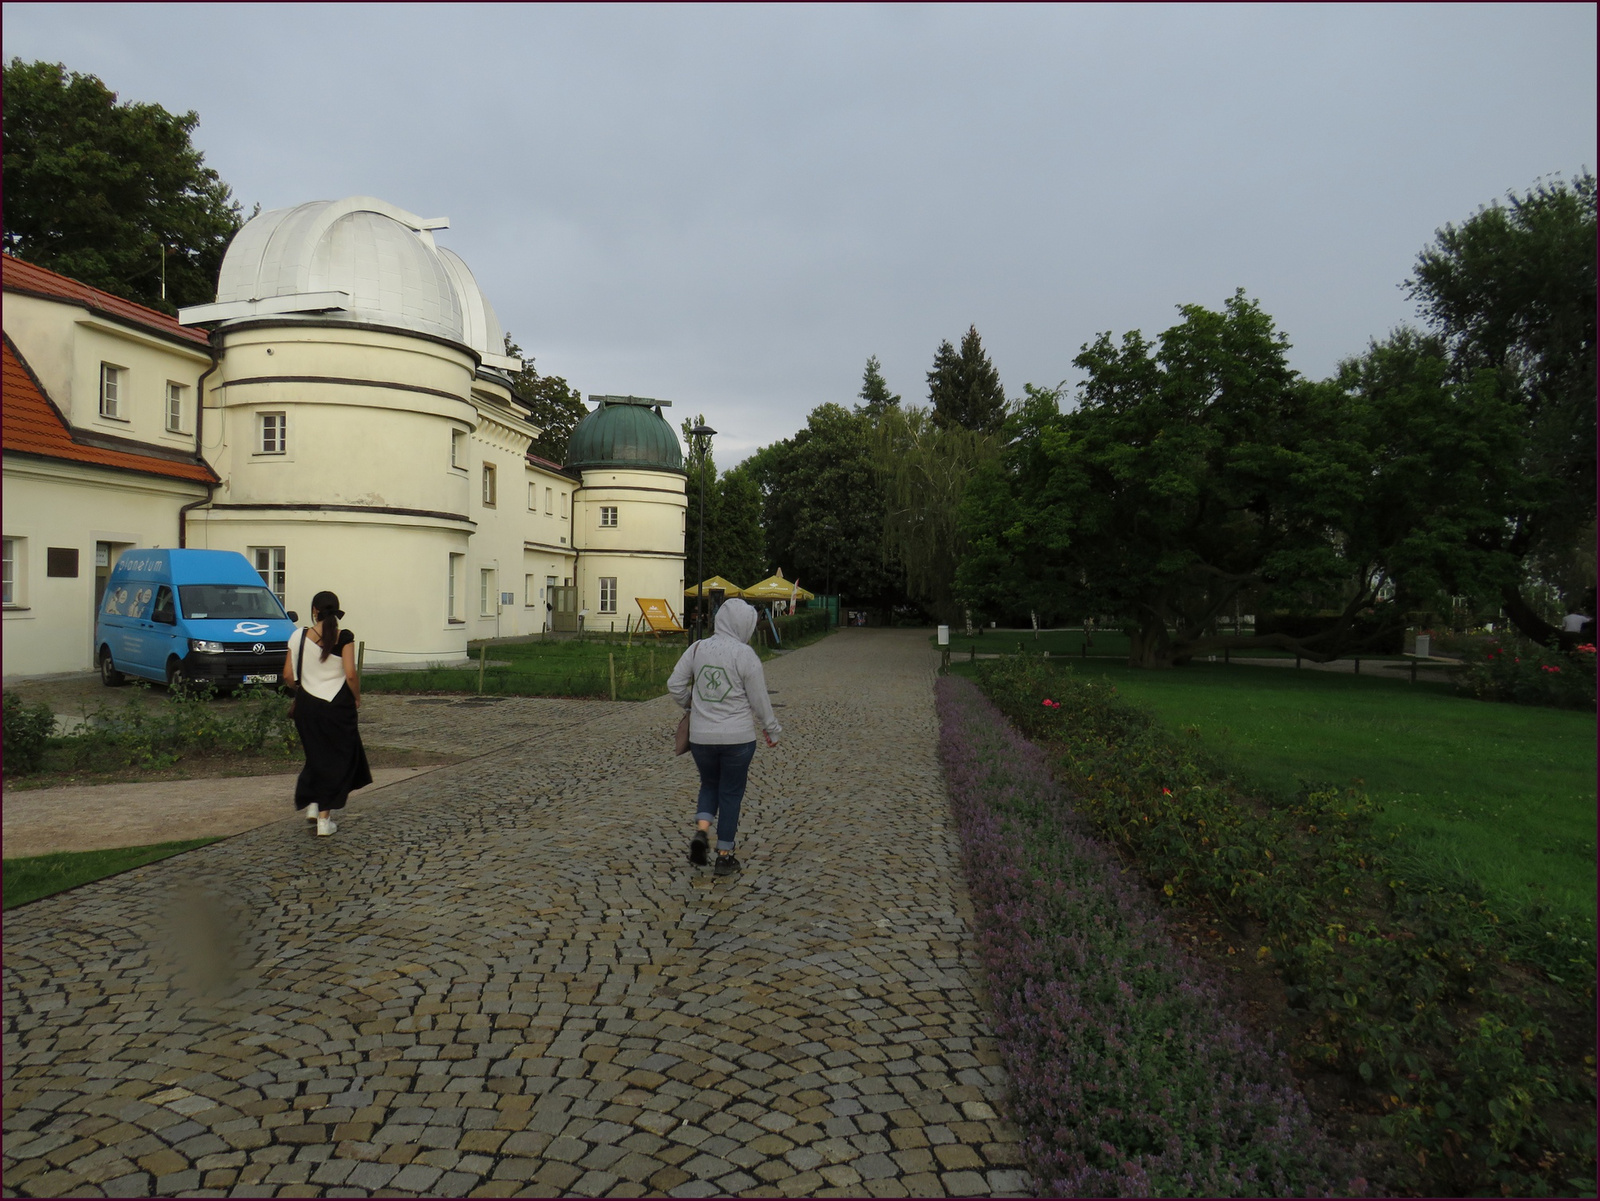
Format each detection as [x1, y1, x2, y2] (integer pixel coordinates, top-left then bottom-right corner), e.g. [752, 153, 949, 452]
[937, 676, 1358, 1196]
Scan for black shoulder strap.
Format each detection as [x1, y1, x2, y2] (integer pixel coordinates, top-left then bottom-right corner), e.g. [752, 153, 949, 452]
[295, 627, 307, 682]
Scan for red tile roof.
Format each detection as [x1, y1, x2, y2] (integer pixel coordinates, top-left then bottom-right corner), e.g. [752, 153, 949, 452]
[1, 253, 211, 348]
[526, 451, 578, 478]
[2, 335, 218, 484]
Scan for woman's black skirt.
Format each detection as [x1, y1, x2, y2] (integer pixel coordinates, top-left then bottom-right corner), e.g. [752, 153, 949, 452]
[292, 684, 372, 811]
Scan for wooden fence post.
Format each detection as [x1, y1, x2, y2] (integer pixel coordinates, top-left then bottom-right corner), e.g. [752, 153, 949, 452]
[609, 653, 616, 702]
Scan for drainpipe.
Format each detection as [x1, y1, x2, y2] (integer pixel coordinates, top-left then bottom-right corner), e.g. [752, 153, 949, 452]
[178, 332, 221, 548]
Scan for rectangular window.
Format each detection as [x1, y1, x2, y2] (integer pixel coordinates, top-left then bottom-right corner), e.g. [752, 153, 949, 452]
[252, 547, 287, 605]
[451, 429, 466, 469]
[545, 487, 553, 514]
[599, 505, 618, 528]
[599, 576, 618, 614]
[528, 482, 537, 511]
[560, 492, 568, 519]
[46, 547, 79, 578]
[2, 537, 18, 606]
[480, 568, 495, 616]
[525, 574, 536, 606]
[482, 463, 497, 507]
[99, 363, 125, 419]
[258, 412, 286, 454]
[165, 382, 185, 433]
[448, 553, 464, 621]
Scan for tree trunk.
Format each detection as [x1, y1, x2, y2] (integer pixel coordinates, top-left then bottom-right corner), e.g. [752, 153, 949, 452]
[1128, 616, 1174, 668]
[1500, 583, 1564, 647]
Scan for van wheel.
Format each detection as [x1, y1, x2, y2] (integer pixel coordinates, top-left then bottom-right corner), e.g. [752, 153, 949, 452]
[99, 647, 125, 686]
[166, 657, 188, 694]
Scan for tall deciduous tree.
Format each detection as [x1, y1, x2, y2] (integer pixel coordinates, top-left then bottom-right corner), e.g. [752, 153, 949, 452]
[2, 59, 245, 313]
[680, 416, 766, 590]
[856, 355, 901, 416]
[747, 404, 906, 610]
[928, 325, 1007, 433]
[957, 293, 1522, 667]
[1405, 171, 1597, 643]
[870, 403, 999, 622]
[503, 335, 587, 464]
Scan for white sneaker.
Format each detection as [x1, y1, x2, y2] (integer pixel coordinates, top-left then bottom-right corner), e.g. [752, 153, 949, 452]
[303, 803, 319, 822]
[316, 816, 338, 837]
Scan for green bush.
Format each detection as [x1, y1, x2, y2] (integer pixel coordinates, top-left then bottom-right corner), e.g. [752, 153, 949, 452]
[1455, 635, 1596, 710]
[772, 609, 830, 644]
[3, 691, 58, 774]
[54, 683, 297, 771]
[975, 653, 1594, 1197]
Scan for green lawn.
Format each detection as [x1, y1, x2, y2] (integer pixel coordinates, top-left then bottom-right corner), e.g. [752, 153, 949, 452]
[3, 839, 221, 909]
[364, 627, 831, 699]
[1040, 659, 1596, 930]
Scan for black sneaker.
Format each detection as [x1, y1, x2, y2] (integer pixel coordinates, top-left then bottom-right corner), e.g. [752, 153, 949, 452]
[713, 853, 742, 878]
[689, 830, 709, 866]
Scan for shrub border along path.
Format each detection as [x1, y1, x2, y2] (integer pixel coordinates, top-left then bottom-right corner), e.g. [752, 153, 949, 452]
[936, 675, 1357, 1196]
[969, 654, 1595, 1197]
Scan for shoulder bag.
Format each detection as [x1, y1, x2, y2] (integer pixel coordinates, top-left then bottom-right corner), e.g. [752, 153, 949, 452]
[288, 627, 307, 718]
[674, 642, 698, 755]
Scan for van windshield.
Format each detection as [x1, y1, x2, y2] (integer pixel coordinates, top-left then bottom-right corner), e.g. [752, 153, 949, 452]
[178, 585, 285, 621]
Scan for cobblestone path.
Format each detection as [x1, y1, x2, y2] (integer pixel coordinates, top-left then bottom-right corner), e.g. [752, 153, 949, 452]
[3, 629, 1029, 1199]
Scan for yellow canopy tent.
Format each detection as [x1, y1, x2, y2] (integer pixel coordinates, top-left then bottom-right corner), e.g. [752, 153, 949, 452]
[683, 576, 745, 599]
[741, 570, 815, 602]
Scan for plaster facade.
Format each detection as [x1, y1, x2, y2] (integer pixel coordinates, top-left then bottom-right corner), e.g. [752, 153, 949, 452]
[2, 197, 686, 678]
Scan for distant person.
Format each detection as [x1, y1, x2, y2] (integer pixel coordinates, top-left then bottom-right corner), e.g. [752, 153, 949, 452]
[283, 590, 371, 836]
[668, 598, 781, 877]
[1561, 607, 1590, 634]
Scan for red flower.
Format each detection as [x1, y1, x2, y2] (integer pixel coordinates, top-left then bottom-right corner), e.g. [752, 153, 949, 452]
[1577, 644, 1597, 654]
[1041, 698, 1060, 709]
[1162, 787, 1172, 796]
[1541, 664, 1561, 674]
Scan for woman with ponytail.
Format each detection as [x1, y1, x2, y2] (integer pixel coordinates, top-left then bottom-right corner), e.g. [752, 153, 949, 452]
[282, 590, 371, 835]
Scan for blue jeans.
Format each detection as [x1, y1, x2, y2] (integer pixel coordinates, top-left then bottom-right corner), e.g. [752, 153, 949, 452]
[689, 740, 756, 850]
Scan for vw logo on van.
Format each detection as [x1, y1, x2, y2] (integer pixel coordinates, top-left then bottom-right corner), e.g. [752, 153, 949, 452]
[252, 643, 266, 655]
[234, 622, 269, 636]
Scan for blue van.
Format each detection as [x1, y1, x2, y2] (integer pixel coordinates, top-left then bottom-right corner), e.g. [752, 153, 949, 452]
[95, 549, 299, 691]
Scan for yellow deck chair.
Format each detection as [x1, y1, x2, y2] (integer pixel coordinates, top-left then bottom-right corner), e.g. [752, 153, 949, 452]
[636, 598, 686, 637]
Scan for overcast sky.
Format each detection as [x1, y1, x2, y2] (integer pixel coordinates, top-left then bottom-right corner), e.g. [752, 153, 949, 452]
[6, 3, 1596, 462]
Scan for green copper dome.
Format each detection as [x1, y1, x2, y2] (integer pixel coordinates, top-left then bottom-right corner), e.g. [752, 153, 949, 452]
[564, 397, 685, 474]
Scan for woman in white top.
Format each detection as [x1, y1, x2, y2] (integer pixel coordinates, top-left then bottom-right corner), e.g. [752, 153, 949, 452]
[282, 590, 371, 836]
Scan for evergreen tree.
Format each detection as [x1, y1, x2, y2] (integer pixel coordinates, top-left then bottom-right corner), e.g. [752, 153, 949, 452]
[2, 59, 245, 313]
[927, 325, 1006, 433]
[856, 355, 901, 415]
[503, 335, 587, 464]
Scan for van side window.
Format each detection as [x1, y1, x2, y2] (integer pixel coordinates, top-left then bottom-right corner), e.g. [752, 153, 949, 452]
[152, 586, 177, 625]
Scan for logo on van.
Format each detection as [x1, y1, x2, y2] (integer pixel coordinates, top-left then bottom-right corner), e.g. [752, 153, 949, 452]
[234, 622, 270, 636]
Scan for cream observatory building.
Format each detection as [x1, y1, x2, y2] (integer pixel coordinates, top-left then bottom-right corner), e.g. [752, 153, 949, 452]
[2, 196, 686, 677]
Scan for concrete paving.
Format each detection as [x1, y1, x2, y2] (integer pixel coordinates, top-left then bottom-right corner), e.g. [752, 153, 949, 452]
[2, 629, 1029, 1198]
[2, 769, 441, 860]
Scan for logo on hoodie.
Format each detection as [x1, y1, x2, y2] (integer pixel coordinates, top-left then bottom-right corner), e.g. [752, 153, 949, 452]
[696, 664, 733, 703]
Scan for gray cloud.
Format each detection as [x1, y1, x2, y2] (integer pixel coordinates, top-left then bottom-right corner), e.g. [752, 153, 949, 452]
[6, 3, 1594, 460]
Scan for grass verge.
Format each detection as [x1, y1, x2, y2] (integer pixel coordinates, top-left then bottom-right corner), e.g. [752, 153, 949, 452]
[364, 625, 835, 698]
[1055, 659, 1596, 955]
[4, 839, 221, 909]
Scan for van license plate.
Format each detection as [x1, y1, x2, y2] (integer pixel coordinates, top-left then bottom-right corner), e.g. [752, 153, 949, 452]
[243, 673, 278, 684]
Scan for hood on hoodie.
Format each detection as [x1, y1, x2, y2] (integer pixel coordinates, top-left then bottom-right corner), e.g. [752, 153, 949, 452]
[714, 597, 759, 644]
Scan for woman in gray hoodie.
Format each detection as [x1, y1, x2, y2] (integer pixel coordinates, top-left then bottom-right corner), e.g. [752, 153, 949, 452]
[667, 598, 782, 876]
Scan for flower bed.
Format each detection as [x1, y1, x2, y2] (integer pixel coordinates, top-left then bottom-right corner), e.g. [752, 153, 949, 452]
[966, 654, 1595, 1197]
[1454, 634, 1597, 710]
[936, 675, 1357, 1196]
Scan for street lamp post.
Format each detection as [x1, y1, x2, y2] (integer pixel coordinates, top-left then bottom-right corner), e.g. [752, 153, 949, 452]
[690, 422, 716, 641]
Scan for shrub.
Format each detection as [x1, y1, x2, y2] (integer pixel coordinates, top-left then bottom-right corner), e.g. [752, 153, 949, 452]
[3, 691, 58, 774]
[56, 683, 296, 771]
[1455, 635, 1596, 710]
[772, 608, 830, 644]
[972, 653, 1594, 1197]
[938, 676, 1358, 1195]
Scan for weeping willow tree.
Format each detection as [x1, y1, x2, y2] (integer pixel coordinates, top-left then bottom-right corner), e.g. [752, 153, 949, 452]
[870, 405, 1001, 621]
